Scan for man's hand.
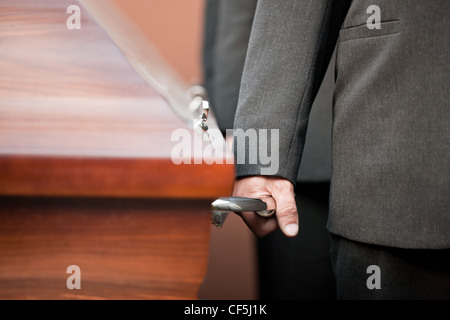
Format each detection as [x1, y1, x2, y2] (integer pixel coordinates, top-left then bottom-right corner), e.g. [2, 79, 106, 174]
[232, 176, 299, 237]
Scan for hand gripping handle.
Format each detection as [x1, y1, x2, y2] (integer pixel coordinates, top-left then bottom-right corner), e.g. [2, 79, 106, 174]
[211, 196, 275, 228]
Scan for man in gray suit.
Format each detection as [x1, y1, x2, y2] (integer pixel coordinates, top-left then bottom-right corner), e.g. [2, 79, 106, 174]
[232, 0, 450, 299]
[203, 0, 336, 299]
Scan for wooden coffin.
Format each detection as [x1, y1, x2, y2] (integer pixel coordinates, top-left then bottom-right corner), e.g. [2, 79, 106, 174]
[0, 0, 234, 299]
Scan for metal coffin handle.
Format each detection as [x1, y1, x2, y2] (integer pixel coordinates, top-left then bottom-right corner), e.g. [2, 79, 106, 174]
[211, 197, 276, 228]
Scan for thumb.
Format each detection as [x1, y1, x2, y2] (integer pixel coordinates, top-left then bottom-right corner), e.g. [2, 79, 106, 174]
[271, 185, 298, 237]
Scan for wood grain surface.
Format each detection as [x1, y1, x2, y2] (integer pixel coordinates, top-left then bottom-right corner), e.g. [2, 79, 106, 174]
[0, 0, 234, 199]
[0, 0, 234, 299]
[0, 197, 211, 300]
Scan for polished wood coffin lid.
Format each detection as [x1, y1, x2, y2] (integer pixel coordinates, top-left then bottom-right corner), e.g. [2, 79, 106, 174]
[0, 0, 234, 199]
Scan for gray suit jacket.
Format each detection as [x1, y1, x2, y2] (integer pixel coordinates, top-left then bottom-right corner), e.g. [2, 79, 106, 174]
[203, 0, 333, 182]
[234, 0, 450, 249]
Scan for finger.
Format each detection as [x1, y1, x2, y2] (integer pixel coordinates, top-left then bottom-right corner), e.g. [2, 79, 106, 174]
[238, 211, 278, 237]
[271, 188, 298, 237]
[232, 176, 273, 199]
[234, 196, 278, 236]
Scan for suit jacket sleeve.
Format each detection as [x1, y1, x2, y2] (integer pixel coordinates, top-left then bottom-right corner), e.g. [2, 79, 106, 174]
[233, 0, 350, 185]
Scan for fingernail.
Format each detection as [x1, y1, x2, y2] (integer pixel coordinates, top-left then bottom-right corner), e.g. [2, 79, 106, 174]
[285, 223, 298, 236]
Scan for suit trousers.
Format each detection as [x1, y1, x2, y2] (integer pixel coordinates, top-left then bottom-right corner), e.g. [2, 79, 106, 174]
[257, 182, 336, 300]
[330, 234, 450, 300]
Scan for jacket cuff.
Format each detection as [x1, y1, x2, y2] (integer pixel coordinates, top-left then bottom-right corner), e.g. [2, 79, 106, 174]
[234, 158, 300, 187]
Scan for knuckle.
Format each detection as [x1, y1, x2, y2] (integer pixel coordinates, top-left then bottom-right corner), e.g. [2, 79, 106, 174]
[272, 179, 294, 192]
[276, 204, 298, 219]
